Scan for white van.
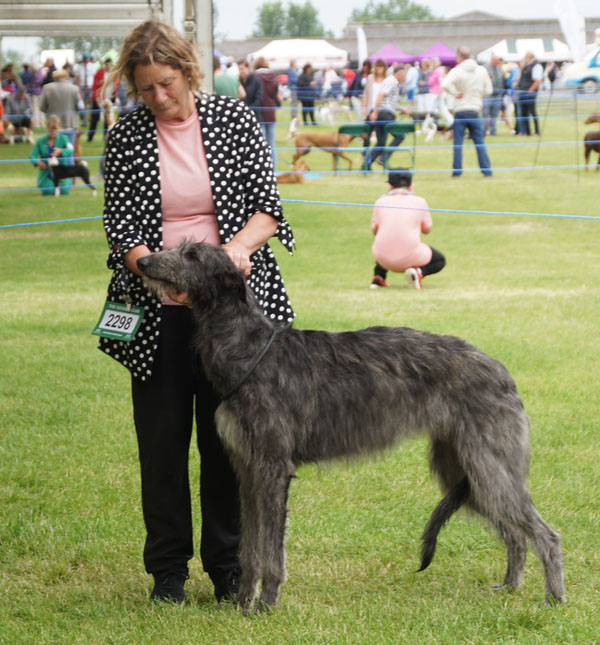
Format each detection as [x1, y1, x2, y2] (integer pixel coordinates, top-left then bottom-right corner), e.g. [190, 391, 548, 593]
[563, 48, 600, 93]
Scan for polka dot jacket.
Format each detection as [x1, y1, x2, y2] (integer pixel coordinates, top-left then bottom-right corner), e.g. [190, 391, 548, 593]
[98, 93, 295, 381]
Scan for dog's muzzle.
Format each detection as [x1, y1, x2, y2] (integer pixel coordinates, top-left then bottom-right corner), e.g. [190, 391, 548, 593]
[136, 256, 150, 272]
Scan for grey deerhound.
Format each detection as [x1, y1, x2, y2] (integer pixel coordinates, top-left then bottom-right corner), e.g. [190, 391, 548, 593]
[136, 241, 565, 612]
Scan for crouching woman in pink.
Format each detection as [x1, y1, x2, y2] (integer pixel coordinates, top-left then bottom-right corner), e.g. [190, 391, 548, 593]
[370, 168, 445, 291]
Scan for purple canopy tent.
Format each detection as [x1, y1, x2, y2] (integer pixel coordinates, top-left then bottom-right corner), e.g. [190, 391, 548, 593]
[369, 43, 414, 65]
[418, 42, 457, 67]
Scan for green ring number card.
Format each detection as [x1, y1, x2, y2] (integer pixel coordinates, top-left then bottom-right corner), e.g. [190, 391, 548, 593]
[92, 301, 145, 342]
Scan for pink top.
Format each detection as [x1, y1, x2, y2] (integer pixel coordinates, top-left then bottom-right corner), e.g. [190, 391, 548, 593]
[156, 110, 219, 304]
[371, 189, 433, 272]
[428, 66, 445, 96]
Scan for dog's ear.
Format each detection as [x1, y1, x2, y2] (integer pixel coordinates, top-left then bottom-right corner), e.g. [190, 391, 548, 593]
[217, 264, 247, 303]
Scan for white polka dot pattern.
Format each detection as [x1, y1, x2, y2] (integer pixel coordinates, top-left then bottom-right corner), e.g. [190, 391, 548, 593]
[98, 93, 295, 380]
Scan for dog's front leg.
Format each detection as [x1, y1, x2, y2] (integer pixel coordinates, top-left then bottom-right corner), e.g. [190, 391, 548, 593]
[257, 459, 295, 611]
[235, 460, 263, 615]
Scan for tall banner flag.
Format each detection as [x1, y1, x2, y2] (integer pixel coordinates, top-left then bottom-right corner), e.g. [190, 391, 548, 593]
[553, 0, 587, 61]
[356, 26, 368, 67]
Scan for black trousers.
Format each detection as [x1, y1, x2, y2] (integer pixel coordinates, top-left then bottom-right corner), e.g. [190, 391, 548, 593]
[87, 99, 102, 142]
[131, 306, 241, 578]
[374, 246, 446, 279]
[300, 99, 316, 124]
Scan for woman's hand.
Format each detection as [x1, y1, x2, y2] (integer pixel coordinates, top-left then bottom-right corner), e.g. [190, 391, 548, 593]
[37, 161, 48, 169]
[222, 213, 278, 277]
[222, 240, 252, 276]
[124, 244, 152, 276]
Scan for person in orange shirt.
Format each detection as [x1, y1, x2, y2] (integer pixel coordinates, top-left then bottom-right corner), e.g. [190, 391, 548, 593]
[370, 168, 445, 290]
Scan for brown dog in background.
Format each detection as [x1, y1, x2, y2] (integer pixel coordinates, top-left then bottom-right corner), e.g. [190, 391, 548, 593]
[584, 114, 600, 125]
[276, 159, 310, 184]
[584, 131, 600, 171]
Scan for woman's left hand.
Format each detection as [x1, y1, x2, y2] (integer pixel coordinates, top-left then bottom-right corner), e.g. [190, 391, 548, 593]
[223, 240, 252, 276]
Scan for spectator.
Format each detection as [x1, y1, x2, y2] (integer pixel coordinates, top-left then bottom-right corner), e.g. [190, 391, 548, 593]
[88, 58, 116, 142]
[347, 60, 371, 121]
[364, 63, 407, 171]
[362, 59, 388, 159]
[29, 114, 73, 195]
[428, 57, 454, 127]
[416, 58, 431, 113]
[362, 59, 387, 116]
[253, 57, 280, 170]
[442, 46, 492, 178]
[516, 51, 543, 136]
[545, 60, 558, 89]
[225, 57, 239, 79]
[483, 55, 505, 135]
[29, 62, 46, 127]
[238, 59, 263, 117]
[40, 68, 80, 154]
[19, 63, 34, 90]
[506, 61, 520, 134]
[404, 62, 418, 106]
[286, 60, 299, 120]
[213, 55, 240, 98]
[297, 63, 318, 125]
[4, 87, 34, 144]
[1, 63, 23, 95]
[342, 65, 355, 95]
[74, 53, 97, 127]
[322, 65, 341, 101]
[40, 58, 56, 86]
[370, 168, 445, 291]
[0, 101, 6, 143]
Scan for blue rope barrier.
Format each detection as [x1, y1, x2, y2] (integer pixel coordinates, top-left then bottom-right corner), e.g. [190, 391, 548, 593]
[281, 199, 600, 221]
[0, 160, 596, 196]
[2, 197, 599, 230]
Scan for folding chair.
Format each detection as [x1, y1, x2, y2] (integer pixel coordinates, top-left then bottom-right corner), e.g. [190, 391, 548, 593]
[336, 123, 370, 175]
[383, 121, 416, 171]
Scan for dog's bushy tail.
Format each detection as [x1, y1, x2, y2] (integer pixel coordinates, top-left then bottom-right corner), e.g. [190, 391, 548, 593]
[418, 477, 470, 572]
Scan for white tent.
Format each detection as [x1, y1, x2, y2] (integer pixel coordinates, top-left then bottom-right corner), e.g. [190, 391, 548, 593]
[477, 38, 572, 64]
[248, 39, 348, 71]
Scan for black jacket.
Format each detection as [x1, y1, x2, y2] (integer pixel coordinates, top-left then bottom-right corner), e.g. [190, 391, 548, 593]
[242, 73, 264, 121]
[98, 93, 294, 380]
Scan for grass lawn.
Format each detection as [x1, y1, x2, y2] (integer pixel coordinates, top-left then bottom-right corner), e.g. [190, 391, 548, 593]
[1, 93, 599, 643]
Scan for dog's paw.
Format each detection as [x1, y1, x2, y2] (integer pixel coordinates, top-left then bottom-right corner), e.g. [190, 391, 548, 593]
[537, 594, 566, 608]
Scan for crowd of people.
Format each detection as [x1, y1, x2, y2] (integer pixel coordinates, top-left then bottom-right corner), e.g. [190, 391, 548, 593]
[1, 41, 563, 205]
[1, 55, 131, 147]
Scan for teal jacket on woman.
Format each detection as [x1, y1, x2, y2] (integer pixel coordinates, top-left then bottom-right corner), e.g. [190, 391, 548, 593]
[29, 133, 73, 195]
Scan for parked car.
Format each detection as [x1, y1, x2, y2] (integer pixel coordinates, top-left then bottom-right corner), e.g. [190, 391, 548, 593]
[563, 48, 600, 93]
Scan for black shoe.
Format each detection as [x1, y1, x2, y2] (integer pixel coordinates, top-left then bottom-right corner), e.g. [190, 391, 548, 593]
[150, 571, 188, 603]
[210, 568, 240, 603]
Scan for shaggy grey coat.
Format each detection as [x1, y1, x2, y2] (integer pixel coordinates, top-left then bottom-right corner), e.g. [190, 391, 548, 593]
[137, 241, 565, 613]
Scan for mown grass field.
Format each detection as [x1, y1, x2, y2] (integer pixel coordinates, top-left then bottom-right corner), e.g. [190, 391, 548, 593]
[1, 93, 599, 643]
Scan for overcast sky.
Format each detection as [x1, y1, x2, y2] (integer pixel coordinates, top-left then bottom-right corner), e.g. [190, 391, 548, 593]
[3, 0, 600, 59]
[214, 0, 600, 40]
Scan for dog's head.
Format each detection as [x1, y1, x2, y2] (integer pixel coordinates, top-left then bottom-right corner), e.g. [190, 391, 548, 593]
[136, 241, 247, 308]
[585, 113, 600, 125]
[293, 159, 310, 171]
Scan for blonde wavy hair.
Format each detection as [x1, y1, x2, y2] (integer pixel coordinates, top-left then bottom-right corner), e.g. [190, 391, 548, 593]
[108, 19, 204, 100]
